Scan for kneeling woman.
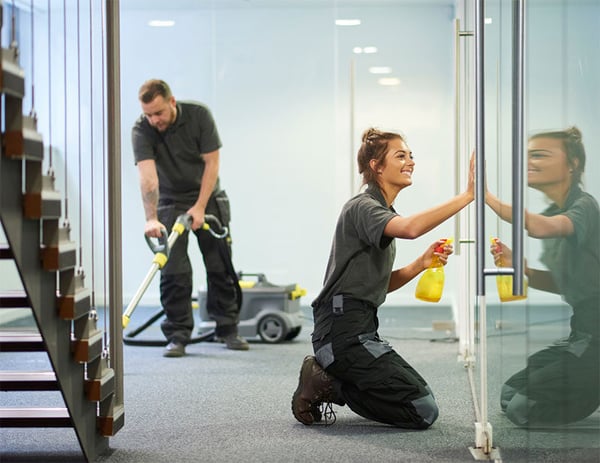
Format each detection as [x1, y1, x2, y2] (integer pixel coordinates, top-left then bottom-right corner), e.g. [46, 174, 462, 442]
[292, 128, 474, 428]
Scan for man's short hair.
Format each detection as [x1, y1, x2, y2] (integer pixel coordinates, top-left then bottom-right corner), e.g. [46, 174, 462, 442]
[138, 79, 172, 103]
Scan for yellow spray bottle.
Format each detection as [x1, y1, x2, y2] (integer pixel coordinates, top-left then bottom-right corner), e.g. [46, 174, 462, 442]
[415, 238, 452, 303]
[491, 237, 528, 302]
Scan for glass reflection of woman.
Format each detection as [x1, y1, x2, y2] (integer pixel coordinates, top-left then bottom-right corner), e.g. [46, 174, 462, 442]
[486, 127, 600, 426]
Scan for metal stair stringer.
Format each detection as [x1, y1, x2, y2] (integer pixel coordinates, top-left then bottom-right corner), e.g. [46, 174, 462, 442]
[0, 36, 113, 460]
[0, 150, 110, 462]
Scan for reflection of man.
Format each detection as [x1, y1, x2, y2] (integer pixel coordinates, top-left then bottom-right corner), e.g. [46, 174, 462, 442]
[132, 79, 248, 357]
[487, 127, 599, 426]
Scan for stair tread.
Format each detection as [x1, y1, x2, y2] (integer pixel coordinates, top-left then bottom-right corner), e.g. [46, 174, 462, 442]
[0, 371, 59, 390]
[0, 290, 29, 308]
[0, 331, 44, 351]
[0, 244, 13, 259]
[0, 330, 41, 339]
[0, 289, 27, 296]
[0, 370, 56, 379]
[0, 407, 73, 427]
[0, 407, 69, 418]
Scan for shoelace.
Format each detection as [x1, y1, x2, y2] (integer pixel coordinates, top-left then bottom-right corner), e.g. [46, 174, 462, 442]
[320, 402, 336, 425]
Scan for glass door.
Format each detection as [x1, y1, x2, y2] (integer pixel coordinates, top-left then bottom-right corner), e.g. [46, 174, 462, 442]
[458, 0, 600, 459]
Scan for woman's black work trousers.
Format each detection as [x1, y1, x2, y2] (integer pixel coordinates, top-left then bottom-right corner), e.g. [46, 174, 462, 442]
[312, 296, 439, 429]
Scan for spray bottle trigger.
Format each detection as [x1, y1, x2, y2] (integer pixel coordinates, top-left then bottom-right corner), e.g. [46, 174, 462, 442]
[435, 238, 453, 254]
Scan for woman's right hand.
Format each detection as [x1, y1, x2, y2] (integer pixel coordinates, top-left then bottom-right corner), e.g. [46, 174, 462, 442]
[421, 239, 453, 270]
[490, 238, 512, 267]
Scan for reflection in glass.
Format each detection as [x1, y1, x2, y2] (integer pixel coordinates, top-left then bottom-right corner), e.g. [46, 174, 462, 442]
[486, 127, 599, 427]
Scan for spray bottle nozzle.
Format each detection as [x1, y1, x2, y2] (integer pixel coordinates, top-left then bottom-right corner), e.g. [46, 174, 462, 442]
[490, 237, 502, 253]
[435, 238, 453, 254]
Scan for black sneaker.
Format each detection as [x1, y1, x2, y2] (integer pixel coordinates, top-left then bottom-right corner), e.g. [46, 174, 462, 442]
[163, 341, 185, 357]
[218, 334, 250, 351]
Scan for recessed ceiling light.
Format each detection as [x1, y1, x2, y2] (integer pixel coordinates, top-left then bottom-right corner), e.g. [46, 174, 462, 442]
[485, 17, 492, 24]
[353, 46, 377, 54]
[369, 66, 392, 74]
[378, 77, 401, 86]
[148, 20, 175, 27]
[336, 19, 361, 26]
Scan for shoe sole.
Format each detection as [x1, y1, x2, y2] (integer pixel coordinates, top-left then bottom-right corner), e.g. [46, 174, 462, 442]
[291, 356, 315, 425]
[216, 337, 250, 351]
[163, 347, 185, 358]
[225, 344, 249, 351]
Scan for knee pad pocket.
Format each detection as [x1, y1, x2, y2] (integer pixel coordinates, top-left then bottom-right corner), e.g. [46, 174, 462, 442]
[505, 392, 534, 426]
[411, 393, 439, 427]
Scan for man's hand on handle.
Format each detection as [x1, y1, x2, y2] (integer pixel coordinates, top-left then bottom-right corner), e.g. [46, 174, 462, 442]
[144, 219, 167, 238]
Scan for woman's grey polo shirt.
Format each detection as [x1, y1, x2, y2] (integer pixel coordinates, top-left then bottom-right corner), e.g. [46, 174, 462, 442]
[540, 185, 599, 335]
[313, 183, 398, 309]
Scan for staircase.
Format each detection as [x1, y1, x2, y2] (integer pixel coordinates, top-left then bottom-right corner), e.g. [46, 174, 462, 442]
[0, 9, 123, 462]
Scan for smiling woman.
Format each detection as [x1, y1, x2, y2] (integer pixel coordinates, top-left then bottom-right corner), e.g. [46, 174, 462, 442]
[291, 127, 474, 428]
[527, 128, 586, 195]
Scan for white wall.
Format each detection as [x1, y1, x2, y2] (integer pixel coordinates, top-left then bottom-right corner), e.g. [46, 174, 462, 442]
[119, 3, 458, 307]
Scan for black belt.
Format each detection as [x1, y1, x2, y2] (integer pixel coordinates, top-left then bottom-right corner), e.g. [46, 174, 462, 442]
[321, 295, 374, 316]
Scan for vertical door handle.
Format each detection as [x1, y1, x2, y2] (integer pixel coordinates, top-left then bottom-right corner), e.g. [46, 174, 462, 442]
[476, 0, 526, 295]
[511, 0, 526, 295]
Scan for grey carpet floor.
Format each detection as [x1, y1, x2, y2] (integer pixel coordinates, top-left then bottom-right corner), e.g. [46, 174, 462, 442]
[1, 305, 598, 463]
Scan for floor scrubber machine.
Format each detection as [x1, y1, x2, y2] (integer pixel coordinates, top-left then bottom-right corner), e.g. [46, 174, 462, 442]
[197, 272, 305, 343]
[122, 214, 305, 345]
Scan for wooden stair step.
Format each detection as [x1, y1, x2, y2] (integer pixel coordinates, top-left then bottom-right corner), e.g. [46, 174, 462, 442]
[3, 114, 44, 161]
[0, 407, 72, 427]
[0, 371, 58, 391]
[42, 223, 78, 271]
[58, 271, 91, 320]
[23, 170, 62, 219]
[72, 329, 104, 363]
[0, 290, 29, 308]
[85, 368, 115, 402]
[0, 331, 45, 352]
[1, 47, 26, 98]
[99, 403, 125, 437]
[42, 240, 78, 271]
[58, 286, 91, 320]
[23, 189, 62, 219]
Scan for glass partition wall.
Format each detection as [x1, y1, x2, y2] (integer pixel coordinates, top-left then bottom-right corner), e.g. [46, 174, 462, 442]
[457, 0, 600, 460]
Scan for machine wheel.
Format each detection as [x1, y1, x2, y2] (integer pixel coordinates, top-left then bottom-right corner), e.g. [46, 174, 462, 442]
[257, 313, 288, 343]
[285, 326, 301, 341]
